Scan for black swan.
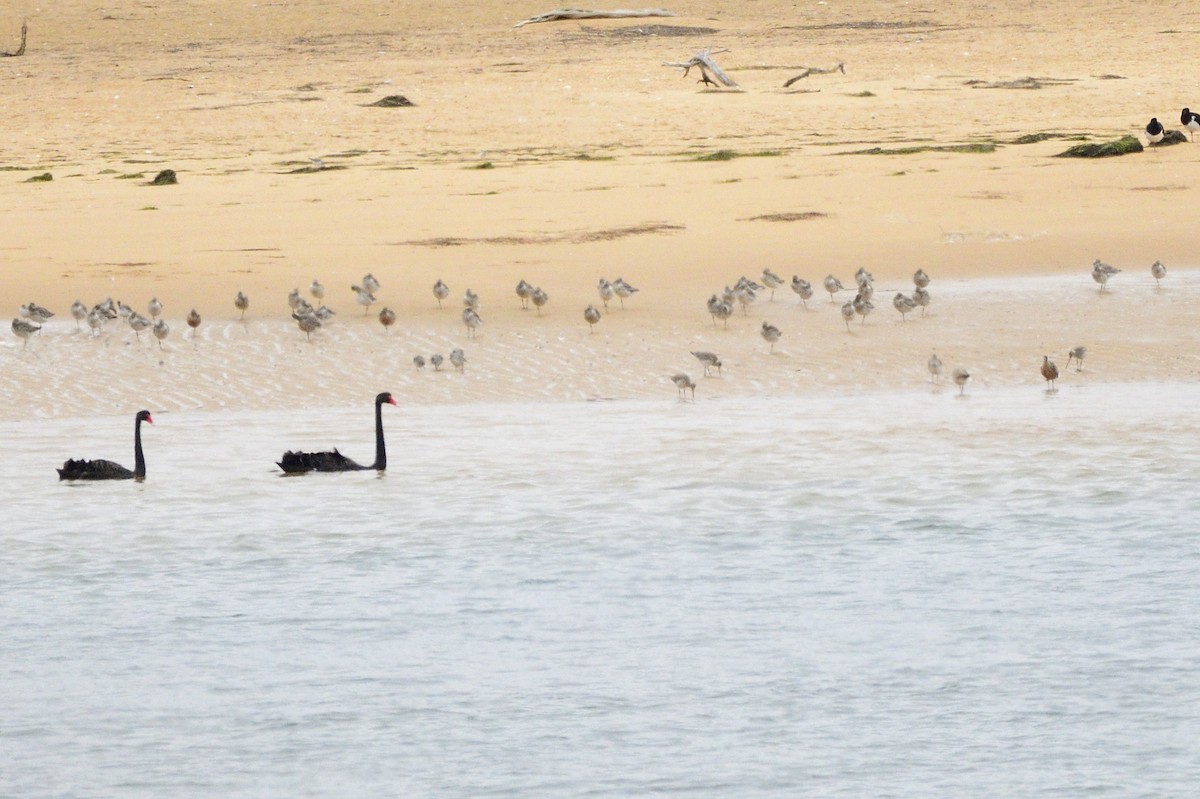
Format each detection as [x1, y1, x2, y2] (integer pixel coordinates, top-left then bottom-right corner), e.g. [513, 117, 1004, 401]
[277, 392, 397, 474]
[58, 410, 153, 481]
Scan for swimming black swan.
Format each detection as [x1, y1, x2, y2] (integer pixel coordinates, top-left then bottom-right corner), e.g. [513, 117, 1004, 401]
[58, 410, 153, 481]
[277, 392, 397, 473]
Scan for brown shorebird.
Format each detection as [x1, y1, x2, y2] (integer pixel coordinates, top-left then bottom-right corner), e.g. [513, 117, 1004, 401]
[234, 291, 249, 320]
[186, 308, 202, 344]
[1041, 355, 1059, 391]
[953, 367, 971, 395]
[378, 307, 396, 334]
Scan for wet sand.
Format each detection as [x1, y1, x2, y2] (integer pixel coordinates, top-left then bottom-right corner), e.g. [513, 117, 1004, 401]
[3, 1, 1199, 419]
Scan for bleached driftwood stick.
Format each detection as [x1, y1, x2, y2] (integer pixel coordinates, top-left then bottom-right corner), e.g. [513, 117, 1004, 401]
[783, 61, 845, 88]
[662, 48, 737, 88]
[1, 20, 27, 57]
[514, 8, 675, 27]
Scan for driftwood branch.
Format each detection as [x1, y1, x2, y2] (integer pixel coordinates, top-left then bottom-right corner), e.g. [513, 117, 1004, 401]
[1, 20, 27, 57]
[783, 61, 845, 87]
[514, 8, 675, 27]
[663, 48, 737, 88]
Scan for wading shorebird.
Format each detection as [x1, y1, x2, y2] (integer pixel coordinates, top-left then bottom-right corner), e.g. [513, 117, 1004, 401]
[913, 268, 931, 289]
[691, 350, 722, 377]
[450, 348, 466, 373]
[147, 297, 163, 320]
[378, 307, 396, 334]
[186, 308, 202, 342]
[430, 353, 444, 371]
[1041, 355, 1059, 391]
[293, 311, 320, 341]
[351, 284, 376, 315]
[760, 321, 782, 353]
[670, 373, 696, 400]
[1066, 346, 1087, 372]
[515, 279, 533, 310]
[1150, 260, 1167, 287]
[413, 355, 426, 370]
[613, 277, 639, 309]
[70, 300, 87, 331]
[11, 318, 40, 349]
[928, 353, 943, 383]
[309, 279, 325, 304]
[152, 319, 170, 350]
[824, 274, 845, 302]
[531, 287, 548, 316]
[584, 304, 601, 333]
[21, 302, 54, 325]
[463, 288, 479, 311]
[462, 307, 483, 339]
[597, 278, 615, 311]
[893, 292, 918, 322]
[234, 291, 249, 320]
[361, 273, 381, 295]
[853, 292, 874, 326]
[1091, 259, 1121, 292]
[761, 268, 784, 300]
[433, 279, 450, 308]
[840, 300, 855, 332]
[953, 367, 971, 396]
[791, 276, 813, 308]
[913, 286, 931, 316]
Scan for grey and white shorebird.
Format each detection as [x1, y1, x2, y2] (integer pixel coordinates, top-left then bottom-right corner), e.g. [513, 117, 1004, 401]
[463, 288, 480, 311]
[293, 311, 320, 341]
[430, 353, 444, 371]
[761, 268, 784, 300]
[791, 276, 814, 308]
[234, 291, 249, 320]
[433, 279, 450, 308]
[1182, 107, 1200, 142]
[11, 318, 40, 349]
[706, 295, 732, 328]
[515, 279, 533, 310]
[152, 319, 170, 350]
[952, 367, 971, 396]
[913, 268, 931, 289]
[378, 307, 396, 334]
[462, 307, 483, 339]
[824, 274, 845, 302]
[1041, 355, 1059, 391]
[761, 321, 782, 353]
[1145, 117, 1165, 144]
[351, 284, 376, 314]
[853, 292, 874, 326]
[450, 348, 466, 372]
[361, 273, 381, 295]
[70, 300, 87, 331]
[1066, 345, 1087, 372]
[840, 300, 856, 332]
[186, 308, 202, 341]
[597, 278, 615, 311]
[670, 373, 696, 400]
[1150, 260, 1167, 287]
[1091, 259, 1121, 292]
[584, 304, 601, 333]
[288, 288, 303, 311]
[613, 277, 638, 309]
[913, 286, 931, 316]
[928, 352, 943, 383]
[531, 286, 548, 316]
[128, 312, 152, 341]
[854, 267, 874, 287]
[733, 279, 758, 316]
[315, 305, 336, 322]
[21, 302, 54, 325]
[86, 308, 106, 337]
[309, 279, 325, 304]
[691, 350, 722, 377]
[413, 355, 426, 370]
[147, 297, 163, 320]
[893, 292, 918, 322]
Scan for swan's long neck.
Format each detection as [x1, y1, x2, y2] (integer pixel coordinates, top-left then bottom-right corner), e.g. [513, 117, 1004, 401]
[133, 416, 146, 480]
[372, 399, 386, 471]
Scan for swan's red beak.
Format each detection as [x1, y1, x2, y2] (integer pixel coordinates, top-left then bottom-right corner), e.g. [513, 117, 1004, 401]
[146, 415, 154, 424]
[386, 395, 397, 406]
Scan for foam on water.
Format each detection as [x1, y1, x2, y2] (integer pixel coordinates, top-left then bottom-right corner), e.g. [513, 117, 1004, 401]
[3, 383, 1200, 796]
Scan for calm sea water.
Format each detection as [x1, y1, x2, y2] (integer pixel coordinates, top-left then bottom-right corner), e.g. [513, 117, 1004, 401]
[3, 383, 1200, 797]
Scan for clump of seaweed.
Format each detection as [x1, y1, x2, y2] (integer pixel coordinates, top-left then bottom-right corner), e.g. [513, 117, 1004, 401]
[368, 95, 414, 107]
[1056, 136, 1142, 158]
[24, 172, 52, 182]
[150, 169, 178, 185]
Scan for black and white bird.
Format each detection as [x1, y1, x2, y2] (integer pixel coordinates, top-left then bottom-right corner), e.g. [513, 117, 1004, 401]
[1182, 108, 1200, 142]
[1145, 117, 1165, 144]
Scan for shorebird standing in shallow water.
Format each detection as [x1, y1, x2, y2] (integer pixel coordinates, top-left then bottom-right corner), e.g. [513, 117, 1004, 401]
[186, 309, 202, 344]
[1151, 260, 1167, 287]
[893, 292, 918, 322]
[952, 367, 971, 396]
[584, 304, 601, 333]
[450, 348, 466, 372]
[1091, 259, 1121, 292]
[351, 284, 376, 315]
[760, 321, 782, 353]
[913, 286, 931, 316]
[1041, 355, 1059, 392]
[70, 300, 87, 331]
[413, 355, 426, 370]
[128, 312, 152, 342]
[671, 373, 696, 400]
[824, 274, 845, 302]
[378, 307, 396, 334]
[597, 278, 615, 311]
[12, 318, 40, 349]
[613, 278, 638, 309]
[913, 268, 931, 289]
[840, 300, 856, 332]
[928, 353, 943, 383]
[531, 287, 548, 316]
[1066, 346, 1087, 372]
[1145, 117, 1165, 144]
[153, 319, 170, 350]
[294, 311, 320, 341]
[462, 307, 483, 339]
[234, 291, 249, 320]
[21, 302, 54, 325]
[463, 288, 480, 311]
[147, 297, 163, 320]
[761, 268, 784, 300]
[1182, 107, 1200, 142]
[791, 276, 813, 308]
[691, 351, 722, 377]
[430, 353, 444, 371]
[433, 280, 450, 308]
[287, 288, 303, 311]
[853, 292, 874, 326]
[309, 279, 325, 304]
[515, 279, 533, 310]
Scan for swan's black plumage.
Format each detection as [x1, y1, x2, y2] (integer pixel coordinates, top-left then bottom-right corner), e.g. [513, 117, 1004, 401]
[58, 410, 153, 481]
[278, 392, 396, 473]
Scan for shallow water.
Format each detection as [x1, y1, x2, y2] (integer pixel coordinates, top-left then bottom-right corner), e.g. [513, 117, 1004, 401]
[4, 384, 1200, 797]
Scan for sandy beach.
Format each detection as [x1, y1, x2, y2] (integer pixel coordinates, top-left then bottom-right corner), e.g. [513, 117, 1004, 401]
[3, 0, 1200, 419]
